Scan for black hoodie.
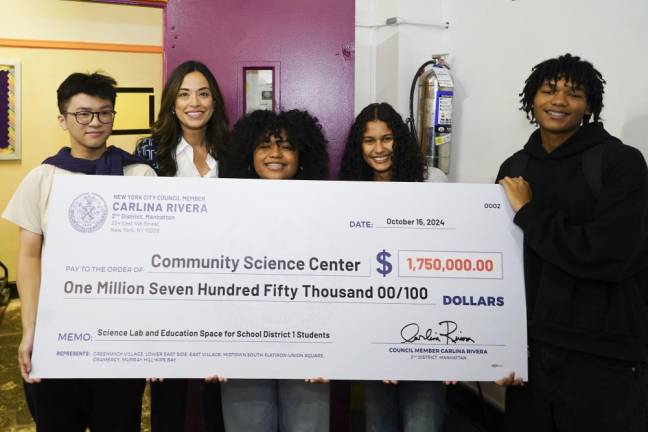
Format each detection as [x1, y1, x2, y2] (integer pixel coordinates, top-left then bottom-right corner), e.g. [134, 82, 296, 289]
[497, 122, 648, 362]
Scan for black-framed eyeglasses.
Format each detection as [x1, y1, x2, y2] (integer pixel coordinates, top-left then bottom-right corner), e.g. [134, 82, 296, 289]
[63, 110, 116, 125]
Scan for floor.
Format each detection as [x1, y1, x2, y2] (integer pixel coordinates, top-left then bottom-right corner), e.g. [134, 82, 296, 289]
[0, 300, 32, 432]
[0, 300, 153, 432]
[0, 299, 495, 432]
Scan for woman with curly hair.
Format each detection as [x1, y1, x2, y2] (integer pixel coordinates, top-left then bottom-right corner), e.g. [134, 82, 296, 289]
[216, 108, 330, 432]
[134, 60, 229, 432]
[339, 102, 446, 182]
[220, 109, 328, 180]
[339, 102, 447, 432]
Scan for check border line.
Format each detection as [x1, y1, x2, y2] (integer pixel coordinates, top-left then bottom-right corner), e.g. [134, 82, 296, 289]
[375, 226, 456, 230]
[94, 339, 333, 344]
[62, 297, 437, 306]
[147, 271, 372, 277]
[370, 342, 507, 347]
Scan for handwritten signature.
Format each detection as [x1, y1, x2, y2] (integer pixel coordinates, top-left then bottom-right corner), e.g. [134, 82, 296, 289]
[400, 321, 475, 344]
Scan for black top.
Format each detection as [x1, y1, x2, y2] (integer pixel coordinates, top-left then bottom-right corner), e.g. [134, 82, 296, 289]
[134, 137, 160, 174]
[497, 122, 648, 362]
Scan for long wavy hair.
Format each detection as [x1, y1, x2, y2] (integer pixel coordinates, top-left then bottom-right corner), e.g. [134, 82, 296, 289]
[141, 60, 230, 177]
[220, 109, 329, 180]
[339, 103, 424, 181]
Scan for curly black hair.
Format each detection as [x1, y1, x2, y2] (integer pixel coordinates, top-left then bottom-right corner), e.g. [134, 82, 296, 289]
[338, 103, 423, 182]
[520, 53, 606, 124]
[220, 109, 329, 180]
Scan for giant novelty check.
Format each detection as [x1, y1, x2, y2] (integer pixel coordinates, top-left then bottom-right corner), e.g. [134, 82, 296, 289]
[32, 176, 527, 381]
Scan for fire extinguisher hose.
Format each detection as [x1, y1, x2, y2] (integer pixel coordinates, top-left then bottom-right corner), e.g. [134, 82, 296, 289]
[407, 60, 437, 143]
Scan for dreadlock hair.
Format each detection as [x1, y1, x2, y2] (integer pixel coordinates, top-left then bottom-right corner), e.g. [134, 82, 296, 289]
[339, 102, 424, 182]
[57, 72, 117, 113]
[141, 60, 230, 177]
[520, 53, 606, 124]
[220, 109, 329, 180]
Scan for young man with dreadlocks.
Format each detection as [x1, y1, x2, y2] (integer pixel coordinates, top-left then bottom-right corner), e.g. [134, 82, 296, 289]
[496, 53, 648, 431]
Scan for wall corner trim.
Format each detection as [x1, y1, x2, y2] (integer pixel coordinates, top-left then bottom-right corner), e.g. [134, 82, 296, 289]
[0, 38, 163, 54]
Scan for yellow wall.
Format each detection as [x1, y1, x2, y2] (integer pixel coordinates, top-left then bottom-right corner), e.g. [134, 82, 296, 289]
[6, 1, 163, 46]
[0, 1, 163, 281]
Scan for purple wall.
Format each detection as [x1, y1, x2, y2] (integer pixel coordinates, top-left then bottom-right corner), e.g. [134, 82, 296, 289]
[0, 71, 9, 150]
[165, 0, 355, 177]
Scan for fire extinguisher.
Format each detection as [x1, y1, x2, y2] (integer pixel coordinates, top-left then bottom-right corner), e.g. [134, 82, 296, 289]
[407, 55, 454, 175]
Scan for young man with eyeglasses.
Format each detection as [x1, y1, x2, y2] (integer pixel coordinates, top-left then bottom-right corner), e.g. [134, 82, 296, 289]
[496, 54, 648, 431]
[2, 72, 155, 431]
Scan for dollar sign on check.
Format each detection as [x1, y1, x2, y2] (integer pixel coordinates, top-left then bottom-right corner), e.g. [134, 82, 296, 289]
[376, 249, 392, 277]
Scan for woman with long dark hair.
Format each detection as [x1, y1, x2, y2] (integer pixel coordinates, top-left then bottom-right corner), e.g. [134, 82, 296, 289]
[217, 108, 330, 432]
[135, 60, 230, 432]
[339, 102, 447, 432]
[339, 103, 425, 182]
[136, 60, 229, 177]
